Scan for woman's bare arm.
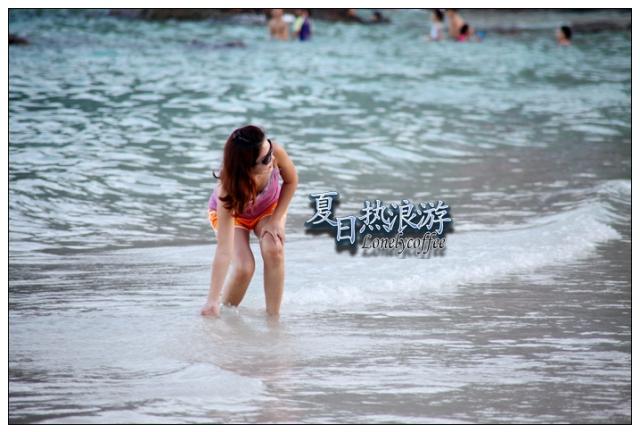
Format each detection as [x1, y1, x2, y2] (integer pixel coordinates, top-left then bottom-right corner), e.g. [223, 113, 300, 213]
[270, 141, 298, 222]
[202, 190, 235, 315]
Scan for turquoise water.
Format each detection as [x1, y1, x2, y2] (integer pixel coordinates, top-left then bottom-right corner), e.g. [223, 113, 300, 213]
[9, 9, 630, 424]
[9, 9, 631, 253]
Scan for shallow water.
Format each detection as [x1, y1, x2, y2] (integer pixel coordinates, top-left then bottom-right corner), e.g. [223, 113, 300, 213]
[9, 9, 630, 424]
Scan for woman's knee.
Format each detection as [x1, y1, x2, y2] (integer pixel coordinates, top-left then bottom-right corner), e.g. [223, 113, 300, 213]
[260, 234, 284, 262]
[234, 257, 255, 280]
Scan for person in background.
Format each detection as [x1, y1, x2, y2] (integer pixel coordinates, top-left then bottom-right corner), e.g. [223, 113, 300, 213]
[346, 9, 363, 22]
[370, 10, 390, 24]
[293, 9, 312, 41]
[268, 8, 289, 40]
[446, 9, 466, 39]
[556, 25, 572, 46]
[429, 9, 445, 41]
[457, 23, 471, 42]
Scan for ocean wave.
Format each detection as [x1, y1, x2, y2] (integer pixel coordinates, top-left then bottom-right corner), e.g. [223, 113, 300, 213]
[280, 196, 622, 311]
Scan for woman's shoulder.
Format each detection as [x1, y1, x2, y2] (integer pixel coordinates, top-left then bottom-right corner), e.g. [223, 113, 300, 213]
[272, 140, 289, 163]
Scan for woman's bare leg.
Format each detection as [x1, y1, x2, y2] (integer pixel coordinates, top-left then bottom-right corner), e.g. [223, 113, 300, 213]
[222, 228, 255, 307]
[254, 216, 285, 317]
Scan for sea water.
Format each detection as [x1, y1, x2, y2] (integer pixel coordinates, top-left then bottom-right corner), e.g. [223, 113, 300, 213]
[9, 9, 630, 423]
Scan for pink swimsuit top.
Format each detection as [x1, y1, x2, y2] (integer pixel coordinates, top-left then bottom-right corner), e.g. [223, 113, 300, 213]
[208, 167, 282, 219]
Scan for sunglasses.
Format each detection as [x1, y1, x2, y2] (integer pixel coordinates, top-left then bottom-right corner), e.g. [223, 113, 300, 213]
[233, 131, 273, 166]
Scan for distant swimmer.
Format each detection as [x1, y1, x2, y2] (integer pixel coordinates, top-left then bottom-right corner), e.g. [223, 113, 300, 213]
[446, 9, 466, 39]
[268, 8, 289, 41]
[429, 9, 445, 41]
[293, 9, 312, 41]
[457, 24, 471, 42]
[556, 25, 572, 46]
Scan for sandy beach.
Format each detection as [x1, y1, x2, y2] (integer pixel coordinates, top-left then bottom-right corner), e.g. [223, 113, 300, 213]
[9, 8, 631, 424]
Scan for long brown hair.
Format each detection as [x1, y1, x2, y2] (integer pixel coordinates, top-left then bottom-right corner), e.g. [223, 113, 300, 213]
[213, 125, 265, 216]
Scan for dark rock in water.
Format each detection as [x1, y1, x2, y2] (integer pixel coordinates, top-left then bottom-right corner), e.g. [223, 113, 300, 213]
[9, 33, 29, 45]
[110, 8, 263, 21]
[189, 39, 246, 49]
[336, 9, 391, 24]
[571, 19, 631, 33]
[364, 11, 391, 25]
[108, 8, 389, 24]
[107, 9, 142, 19]
[213, 40, 246, 49]
[307, 9, 369, 23]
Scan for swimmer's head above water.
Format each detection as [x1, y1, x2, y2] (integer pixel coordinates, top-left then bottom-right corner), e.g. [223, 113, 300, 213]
[556, 25, 572, 46]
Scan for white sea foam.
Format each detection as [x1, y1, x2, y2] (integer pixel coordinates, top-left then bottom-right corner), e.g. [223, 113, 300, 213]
[253, 196, 624, 313]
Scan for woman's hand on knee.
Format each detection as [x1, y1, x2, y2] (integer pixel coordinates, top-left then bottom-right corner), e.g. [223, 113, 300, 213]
[260, 218, 285, 245]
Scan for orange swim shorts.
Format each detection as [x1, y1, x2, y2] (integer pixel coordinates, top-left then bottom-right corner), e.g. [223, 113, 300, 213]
[208, 200, 278, 232]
